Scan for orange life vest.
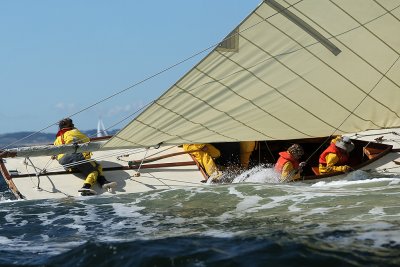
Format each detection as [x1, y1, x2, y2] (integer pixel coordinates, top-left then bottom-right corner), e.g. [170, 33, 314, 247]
[319, 143, 349, 165]
[275, 151, 300, 173]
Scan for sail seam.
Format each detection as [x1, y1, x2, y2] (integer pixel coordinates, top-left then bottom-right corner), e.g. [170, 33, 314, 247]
[153, 101, 240, 142]
[284, 0, 400, 119]
[122, 118, 194, 146]
[173, 83, 277, 140]
[254, 7, 400, 127]
[215, 50, 336, 137]
[373, 0, 400, 23]
[330, 0, 400, 57]
[250, 13, 382, 129]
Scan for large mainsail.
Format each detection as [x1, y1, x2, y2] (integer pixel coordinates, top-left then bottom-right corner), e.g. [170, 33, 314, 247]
[104, 0, 400, 149]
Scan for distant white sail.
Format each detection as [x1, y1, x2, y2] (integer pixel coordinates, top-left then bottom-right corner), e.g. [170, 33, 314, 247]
[97, 118, 108, 137]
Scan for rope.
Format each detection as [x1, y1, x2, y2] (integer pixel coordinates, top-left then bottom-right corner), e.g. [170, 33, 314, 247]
[135, 148, 150, 176]
[263, 141, 275, 163]
[0, 1, 308, 150]
[3, 0, 400, 175]
[24, 157, 41, 189]
[305, 54, 400, 165]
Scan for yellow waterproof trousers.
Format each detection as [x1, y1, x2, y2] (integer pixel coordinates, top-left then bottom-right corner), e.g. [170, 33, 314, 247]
[84, 162, 105, 186]
[183, 144, 220, 176]
[59, 153, 104, 187]
[239, 141, 256, 169]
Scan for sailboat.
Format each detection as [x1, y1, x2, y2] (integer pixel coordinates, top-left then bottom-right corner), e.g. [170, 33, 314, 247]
[97, 118, 108, 138]
[1, 0, 400, 200]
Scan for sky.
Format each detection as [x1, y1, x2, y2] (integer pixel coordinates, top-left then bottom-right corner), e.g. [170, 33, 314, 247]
[0, 0, 261, 136]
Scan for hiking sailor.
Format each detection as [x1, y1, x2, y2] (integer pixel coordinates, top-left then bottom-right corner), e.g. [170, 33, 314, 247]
[319, 136, 354, 174]
[183, 143, 222, 182]
[274, 144, 306, 182]
[53, 118, 116, 195]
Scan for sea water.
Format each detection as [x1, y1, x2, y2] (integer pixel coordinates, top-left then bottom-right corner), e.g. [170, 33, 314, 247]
[0, 168, 399, 267]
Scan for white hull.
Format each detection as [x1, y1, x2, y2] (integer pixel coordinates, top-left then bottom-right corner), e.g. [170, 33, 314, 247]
[2, 1, 400, 201]
[2, 128, 400, 200]
[1, 145, 205, 200]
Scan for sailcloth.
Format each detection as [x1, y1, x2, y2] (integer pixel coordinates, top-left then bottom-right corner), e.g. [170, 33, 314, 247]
[104, 0, 400, 149]
[97, 118, 108, 137]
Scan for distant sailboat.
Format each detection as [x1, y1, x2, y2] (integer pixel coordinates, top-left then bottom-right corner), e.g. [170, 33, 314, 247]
[97, 118, 108, 137]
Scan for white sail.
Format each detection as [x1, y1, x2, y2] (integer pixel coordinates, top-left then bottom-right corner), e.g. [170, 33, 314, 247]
[104, 0, 400, 149]
[97, 118, 108, 137]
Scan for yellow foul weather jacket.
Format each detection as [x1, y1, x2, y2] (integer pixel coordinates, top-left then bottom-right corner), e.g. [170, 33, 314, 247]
[54, 128, 92, 161]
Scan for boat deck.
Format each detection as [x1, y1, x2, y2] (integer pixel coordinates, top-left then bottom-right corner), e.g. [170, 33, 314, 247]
[1, 146, 205, 200]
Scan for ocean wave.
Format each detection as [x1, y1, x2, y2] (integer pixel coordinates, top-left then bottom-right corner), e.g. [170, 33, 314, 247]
[0, 172, 399, 266]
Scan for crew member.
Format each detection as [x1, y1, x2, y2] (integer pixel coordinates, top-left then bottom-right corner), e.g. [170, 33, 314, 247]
[275, 144, 305, 182]
[183, 143, 222, 181]
[319, 136, 354, 174]
[54, 118, 116, 195]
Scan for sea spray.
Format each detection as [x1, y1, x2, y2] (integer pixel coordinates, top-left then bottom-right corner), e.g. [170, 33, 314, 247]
[232, 164, 280, 184]
[0, 173, 399, 266]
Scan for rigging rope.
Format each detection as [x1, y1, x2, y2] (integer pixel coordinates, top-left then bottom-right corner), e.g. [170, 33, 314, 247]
[3, 0, 400, 166]
[304, 54, 400, 165]
[24, 157, 42, 189]
[0, 0, 308, 150]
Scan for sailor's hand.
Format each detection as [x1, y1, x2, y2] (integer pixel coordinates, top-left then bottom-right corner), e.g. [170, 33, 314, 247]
[299, 162, 306, 168]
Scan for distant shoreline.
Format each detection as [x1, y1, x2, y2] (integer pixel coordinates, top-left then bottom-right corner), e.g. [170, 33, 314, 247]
[0, 129, 119, 148]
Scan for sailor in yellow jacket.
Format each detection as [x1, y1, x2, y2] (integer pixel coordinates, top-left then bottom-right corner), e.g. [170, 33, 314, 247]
[54, 118, 116, 195]
[319, 136, 354, 174]
[274, 144, 305, 182]
[183, 143, 222, 181]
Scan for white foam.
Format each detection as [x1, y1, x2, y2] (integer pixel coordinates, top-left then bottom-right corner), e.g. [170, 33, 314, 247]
[111, 203, 145, 218]
[200, 229, 238, 238]
[0, 197, 18, 203]
[305, 207, 332, 216]
[357, 230, 400, 248]
[217, 212, 235, 222]
[0, 236, 12, 244]
[38, 211, 57, 226]
[232, 165, 280, 184]
[368, 207, 386, 216]
[311, 177, 398, 188]
[227, 186, 245, 198]
[288, 203, 302, 212]
[236, 195, 263, 212]
[389, 179, 400, 185]
[355, 222, 400, 248]
[244, 194, 299, 213]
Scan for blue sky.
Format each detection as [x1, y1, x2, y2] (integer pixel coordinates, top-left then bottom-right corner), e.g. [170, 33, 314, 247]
[0, 0, 261, 135]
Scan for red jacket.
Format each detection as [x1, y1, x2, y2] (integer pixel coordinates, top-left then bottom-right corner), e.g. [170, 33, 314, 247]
[275, 151, 300, 173]
[319, 143, 349, 165]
